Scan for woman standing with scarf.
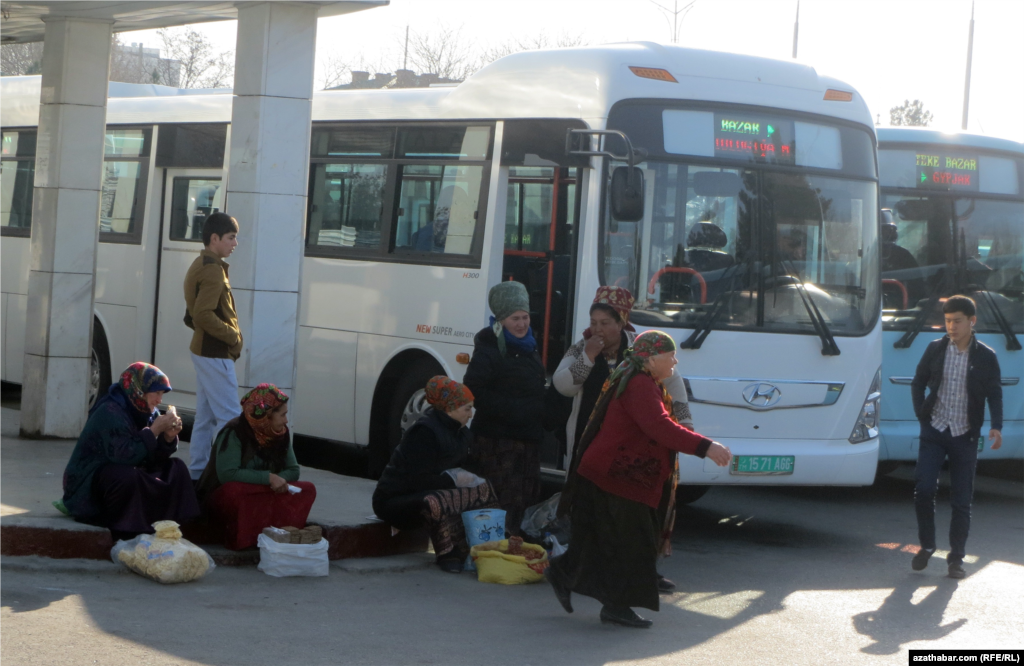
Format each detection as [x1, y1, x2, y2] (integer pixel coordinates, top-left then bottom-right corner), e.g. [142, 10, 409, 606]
[553, 287, 695, 592]
[61, 362, 199, 541]
[196, 384, 316, 550]
[463, 281, 546, 538]
[546, 331, 732, 628]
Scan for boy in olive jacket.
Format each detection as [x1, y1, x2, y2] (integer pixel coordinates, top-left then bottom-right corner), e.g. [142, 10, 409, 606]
[184, 212, 243, 479]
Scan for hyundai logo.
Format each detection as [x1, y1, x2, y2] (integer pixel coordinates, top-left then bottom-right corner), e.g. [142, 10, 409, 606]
[742, 382, 783, 407]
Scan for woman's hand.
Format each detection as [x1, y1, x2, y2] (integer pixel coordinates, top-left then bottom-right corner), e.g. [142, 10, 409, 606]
[706, 441, 732, 467]
[268, 473, 289, 494]
[584, 335, 605, 361]
[162, 420, 182, 442]
[150, 413, 176, 437]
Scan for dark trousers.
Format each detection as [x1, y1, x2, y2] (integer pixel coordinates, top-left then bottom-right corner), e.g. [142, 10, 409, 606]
[914, 423, 978, 565]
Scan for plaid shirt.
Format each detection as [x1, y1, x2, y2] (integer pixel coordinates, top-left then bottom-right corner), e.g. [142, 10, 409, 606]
[930, 339, 971, 437]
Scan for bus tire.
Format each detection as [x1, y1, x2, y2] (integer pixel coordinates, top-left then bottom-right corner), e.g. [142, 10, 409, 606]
[90, 321, 111, 409]
[373, 357, 443, 477]
[675, 484, 710, 505]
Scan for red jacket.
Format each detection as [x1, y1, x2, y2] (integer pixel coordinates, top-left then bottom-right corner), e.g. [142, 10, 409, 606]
[577, 373, 711, 508]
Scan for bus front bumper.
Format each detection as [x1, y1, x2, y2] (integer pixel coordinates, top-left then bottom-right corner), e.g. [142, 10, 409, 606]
[678, 437, 879, 486]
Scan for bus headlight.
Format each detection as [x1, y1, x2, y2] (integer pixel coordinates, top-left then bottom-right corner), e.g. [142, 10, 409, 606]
[849, 367, 881, 444]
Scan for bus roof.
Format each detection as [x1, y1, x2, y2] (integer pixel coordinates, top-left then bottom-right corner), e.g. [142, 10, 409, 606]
[2, 43, 873, 129]
[877, 127, 1024, 155]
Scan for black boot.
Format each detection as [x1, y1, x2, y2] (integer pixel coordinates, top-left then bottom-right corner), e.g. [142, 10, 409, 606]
[657, 573, 676, 594]
[600, 605, 653, 628]
[544, 566, 573, 613]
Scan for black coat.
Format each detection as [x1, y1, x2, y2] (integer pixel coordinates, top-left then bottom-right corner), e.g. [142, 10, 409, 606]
[372, 408, 468, 503]
[463, 326, 546, 442]
[911, 335, 1003, 437]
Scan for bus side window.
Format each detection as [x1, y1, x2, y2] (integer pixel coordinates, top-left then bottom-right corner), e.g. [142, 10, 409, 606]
[1, 130, 36, 236]
[306, 163, 388, 250]
[392, 164, 483, 256]
[99, 127, 152, 244]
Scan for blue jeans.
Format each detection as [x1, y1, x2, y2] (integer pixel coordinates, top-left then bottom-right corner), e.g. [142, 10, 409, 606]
[914, 423, 978, 565]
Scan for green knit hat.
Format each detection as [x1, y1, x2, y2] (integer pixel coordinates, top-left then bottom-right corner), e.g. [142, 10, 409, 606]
[488, 281, 530, 322]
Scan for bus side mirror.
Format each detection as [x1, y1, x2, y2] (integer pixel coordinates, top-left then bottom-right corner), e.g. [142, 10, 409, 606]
[610, 166, 644, 222]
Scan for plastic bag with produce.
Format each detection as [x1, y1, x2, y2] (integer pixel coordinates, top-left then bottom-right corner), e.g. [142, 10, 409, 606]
[111, 521, 215, 584]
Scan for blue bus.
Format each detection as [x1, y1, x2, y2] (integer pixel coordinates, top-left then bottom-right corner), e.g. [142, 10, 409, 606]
[876, 127, 1023, 467]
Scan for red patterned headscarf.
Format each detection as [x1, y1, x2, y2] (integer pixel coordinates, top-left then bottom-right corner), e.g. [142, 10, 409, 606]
[240, 383, 289, 446]
[425, 376, 474, 414]
[591, 286, 636, 331]
[119, 362, 172, 414]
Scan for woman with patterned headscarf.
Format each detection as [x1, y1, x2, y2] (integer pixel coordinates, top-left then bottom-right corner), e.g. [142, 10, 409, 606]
[552, 287, 696, 593]
[373, 376, 499, 573]
[196, 383, 315, 550]
[545, 331, 732, 629]
[463, 281, 547, 539]
[61, 362, 199, 540]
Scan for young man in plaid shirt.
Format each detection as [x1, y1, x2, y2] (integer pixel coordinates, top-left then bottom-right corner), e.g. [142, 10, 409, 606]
[910, 295, 1003, 579]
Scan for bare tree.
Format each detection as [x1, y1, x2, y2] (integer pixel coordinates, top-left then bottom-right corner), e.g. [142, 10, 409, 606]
[157, 26, 234, 88]
[478, 31, 587, 68]
[889, 99, 934, 127]
[1, 42, 44, 76]
[109, 35, 161, 85]
[408, 26, 475, 81]
[318, 53, 350, 90]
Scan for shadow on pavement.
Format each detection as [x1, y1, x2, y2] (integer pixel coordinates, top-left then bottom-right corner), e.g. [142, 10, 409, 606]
[853, 576, 965, 655]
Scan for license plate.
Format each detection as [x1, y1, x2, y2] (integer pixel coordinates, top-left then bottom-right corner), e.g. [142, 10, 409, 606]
[730, 455, 795, 475]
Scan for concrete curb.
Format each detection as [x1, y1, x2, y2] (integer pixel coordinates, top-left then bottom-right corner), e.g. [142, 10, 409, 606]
[1, 554, 123, 574]
[330, 552, 435, 574]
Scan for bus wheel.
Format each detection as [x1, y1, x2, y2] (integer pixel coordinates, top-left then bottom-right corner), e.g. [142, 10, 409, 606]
[675, 484, 710, 505]
[89, 323, 111, 409]
[383, 358, 443, 469]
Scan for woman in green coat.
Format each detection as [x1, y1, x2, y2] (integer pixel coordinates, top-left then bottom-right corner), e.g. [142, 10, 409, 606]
[196, 384, 316, 549]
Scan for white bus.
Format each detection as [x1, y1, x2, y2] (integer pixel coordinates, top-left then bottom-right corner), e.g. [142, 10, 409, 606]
[1, 43, 881, 487]
[876, 127, 1023, 465]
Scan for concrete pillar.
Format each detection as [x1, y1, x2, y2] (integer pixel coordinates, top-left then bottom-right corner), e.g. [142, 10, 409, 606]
[21, 18, 113, 438]
[225, 2, 318, 392]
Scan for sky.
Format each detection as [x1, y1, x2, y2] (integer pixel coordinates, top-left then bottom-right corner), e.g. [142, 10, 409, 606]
[121, 0, 1024, 143]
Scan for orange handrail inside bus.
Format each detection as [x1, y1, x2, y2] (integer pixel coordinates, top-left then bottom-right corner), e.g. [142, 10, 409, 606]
[648, 267, 707, 304]
[882, 278, 908, 310]
[503, 249, 547, 258]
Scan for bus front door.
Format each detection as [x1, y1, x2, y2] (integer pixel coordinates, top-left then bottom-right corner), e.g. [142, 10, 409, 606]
[152, 170, 226, 415]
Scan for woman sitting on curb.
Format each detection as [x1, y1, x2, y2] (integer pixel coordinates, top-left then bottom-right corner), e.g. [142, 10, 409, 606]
[61, 362, 199, 541]
[373, 376, 500, 573]
[196, 384, 316, 550]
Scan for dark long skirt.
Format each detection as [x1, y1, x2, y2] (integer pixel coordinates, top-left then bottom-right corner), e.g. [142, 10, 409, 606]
[465, 436, 541, 537]
[208, 481, 317, 550]
[548, 477, 660, 611]
[374, 482, 499, 559]
[92, 458, 200, 540]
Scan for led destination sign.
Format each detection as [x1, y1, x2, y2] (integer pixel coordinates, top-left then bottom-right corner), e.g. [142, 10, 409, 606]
[915, 152, 980, 191]
[713, 114, 796, 165]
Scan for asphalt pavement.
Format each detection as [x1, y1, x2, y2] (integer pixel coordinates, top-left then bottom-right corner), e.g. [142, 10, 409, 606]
[2, 468, 1021, 666]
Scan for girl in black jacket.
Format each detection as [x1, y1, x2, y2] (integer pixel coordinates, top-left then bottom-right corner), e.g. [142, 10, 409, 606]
[372, 376, 498, 573]
[463, 281, 546, 538]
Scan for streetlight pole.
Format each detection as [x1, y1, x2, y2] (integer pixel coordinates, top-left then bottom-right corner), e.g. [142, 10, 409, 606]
[961, 0, 974, 130]
[792, 0, 800, 59]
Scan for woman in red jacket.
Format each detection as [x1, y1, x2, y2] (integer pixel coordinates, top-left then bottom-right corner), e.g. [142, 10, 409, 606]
[546, 330, 732, 628]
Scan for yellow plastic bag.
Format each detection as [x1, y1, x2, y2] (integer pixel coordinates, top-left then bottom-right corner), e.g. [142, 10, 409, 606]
[470, 539, 548, 585]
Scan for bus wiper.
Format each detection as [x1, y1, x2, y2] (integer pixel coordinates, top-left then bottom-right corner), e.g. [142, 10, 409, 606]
[894, 296, 936, 349]
[974, 289, 1023, 351]
[679, 260, 746, 350]
[780, 259, 840, 356]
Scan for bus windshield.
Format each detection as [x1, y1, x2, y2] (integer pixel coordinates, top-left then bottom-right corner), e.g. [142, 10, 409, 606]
[880, 194, 1024, 334]
[603, 162, 879, 337]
